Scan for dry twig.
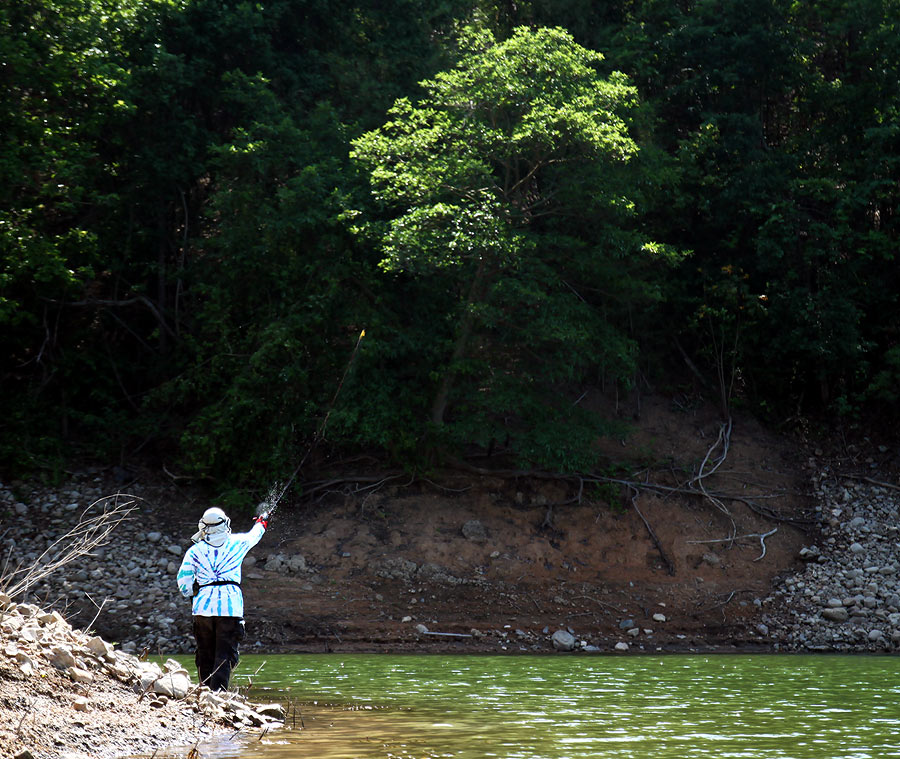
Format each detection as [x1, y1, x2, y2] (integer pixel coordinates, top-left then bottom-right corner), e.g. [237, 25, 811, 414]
[753, 528, 778, 561]
[839, 474, 900, 492]
[0, 494, 137, 600]
[83, 592, 110, 634]
[572, 594, 627, 614]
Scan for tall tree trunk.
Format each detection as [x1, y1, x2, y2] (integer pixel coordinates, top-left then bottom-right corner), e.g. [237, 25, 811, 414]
[430, 257, 487, 426]
[157, 207, 169, 354]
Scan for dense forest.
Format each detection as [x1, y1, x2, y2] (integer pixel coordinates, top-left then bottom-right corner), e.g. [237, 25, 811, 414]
[2, 0, 899, 496]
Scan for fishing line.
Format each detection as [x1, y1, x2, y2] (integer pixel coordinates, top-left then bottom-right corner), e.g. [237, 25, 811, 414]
[258, 329, 366, 519]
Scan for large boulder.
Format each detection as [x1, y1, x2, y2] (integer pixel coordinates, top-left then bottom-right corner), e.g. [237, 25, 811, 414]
[551, 629, 576, 651]
[822, 607, 849, 622]
[153, 671, 191, 699]
[87, 636, 115, 660]
[49, 646, 77, 670]
[257, 703, 286, 721]
[461, 519, 488, 544]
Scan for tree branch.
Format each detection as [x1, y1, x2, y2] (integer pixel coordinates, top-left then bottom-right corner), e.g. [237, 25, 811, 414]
[43, 296, 177, 338]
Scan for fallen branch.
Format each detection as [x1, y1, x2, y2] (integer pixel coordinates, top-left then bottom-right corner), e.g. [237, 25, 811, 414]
[418, 478, 472, 493]
[300, 473, 407, 500]
[688, 528, 775, 545]
[686, 419, 736, 537]
[689, 418, 732, 488]
[710, 590, 736, 609]
[753, 527, 778, 561]
[287, 459, 802, 540]
[701, 588, 758, 611]
[447, 459, 746, 525]
[572, 595, 627, 614]
[839, 474, 900, 492]
[583, 474, 810, 527]
[162, 463, 214, 484]
[687, 527, 778, 561]
[422, 631, 472, 638]
[741, 498, 814, 527]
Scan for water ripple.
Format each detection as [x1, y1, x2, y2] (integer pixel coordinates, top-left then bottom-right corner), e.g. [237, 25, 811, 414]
[140, 654, 900, 759]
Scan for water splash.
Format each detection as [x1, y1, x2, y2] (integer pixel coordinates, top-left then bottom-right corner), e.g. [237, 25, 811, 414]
[257, 482, 284, 517]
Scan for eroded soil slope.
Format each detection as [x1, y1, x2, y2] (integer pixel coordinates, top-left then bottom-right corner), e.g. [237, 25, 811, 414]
[237, 396, 814, 653]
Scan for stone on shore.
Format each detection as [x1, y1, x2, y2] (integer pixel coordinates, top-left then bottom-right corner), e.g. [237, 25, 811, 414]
[551, 630, 576, 651]
[153, 671, 191, 699]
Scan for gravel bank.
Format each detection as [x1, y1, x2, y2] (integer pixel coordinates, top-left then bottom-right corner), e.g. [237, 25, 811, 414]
[762, 463, 900, 651]
[1, 474, 198, 656]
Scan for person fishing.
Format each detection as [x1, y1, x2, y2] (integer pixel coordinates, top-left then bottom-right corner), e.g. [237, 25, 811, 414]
[176, 506, 269, 691]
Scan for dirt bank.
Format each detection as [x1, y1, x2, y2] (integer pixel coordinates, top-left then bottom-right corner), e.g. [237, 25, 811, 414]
[0, 652, 225, 759]
[242, 396, 815, 654]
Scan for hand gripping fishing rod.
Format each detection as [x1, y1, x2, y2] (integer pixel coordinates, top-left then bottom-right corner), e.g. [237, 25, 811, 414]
[258, 329, 366, 520]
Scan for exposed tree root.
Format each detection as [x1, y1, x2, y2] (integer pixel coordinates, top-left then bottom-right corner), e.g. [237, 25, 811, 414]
[628, 485, 675, 575]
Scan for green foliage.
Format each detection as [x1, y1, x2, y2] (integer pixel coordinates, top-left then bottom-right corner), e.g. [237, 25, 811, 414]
[158, 98, 360, 481]
[866, 347, 900, 407]
[586, 479, 625, 513]
[0, 0, 126, 324]
[351, 24, 677, 469]
[6, 0, 900, 484]
[587, 0, 900, 418]
[0, 0, 148, 476]
[0, 398, 68, 479]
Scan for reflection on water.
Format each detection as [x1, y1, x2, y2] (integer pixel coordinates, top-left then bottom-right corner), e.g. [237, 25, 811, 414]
[138, 654, 900, 758]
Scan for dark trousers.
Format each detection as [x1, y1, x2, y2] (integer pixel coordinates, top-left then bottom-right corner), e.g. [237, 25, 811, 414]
[192, 615, 245, 691]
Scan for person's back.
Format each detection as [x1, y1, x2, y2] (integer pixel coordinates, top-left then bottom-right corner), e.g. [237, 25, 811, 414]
[177, 506, 268, 690]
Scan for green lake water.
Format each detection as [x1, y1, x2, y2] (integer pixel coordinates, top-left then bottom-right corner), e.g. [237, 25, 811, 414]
[145, 654, 900, 758]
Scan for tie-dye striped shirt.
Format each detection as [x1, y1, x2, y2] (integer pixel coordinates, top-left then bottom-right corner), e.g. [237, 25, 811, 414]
[177, 522, 265, 617]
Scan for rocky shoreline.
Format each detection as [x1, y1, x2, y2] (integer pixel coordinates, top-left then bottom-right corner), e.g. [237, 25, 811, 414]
[1, 475, 198, 656]
[762, 462, 900, 652]
[0, 590, 285, 759]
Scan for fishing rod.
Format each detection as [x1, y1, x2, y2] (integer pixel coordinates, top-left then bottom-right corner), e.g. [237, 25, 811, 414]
[258, 328, 366, 519]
